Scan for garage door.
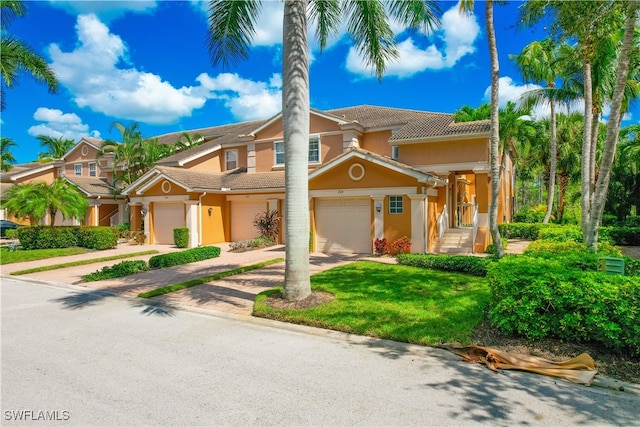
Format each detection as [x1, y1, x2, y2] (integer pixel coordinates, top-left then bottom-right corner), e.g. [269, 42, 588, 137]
[316, 198, 371, 253]
[231, 200, 266, 241]
[154, 203, 185, 244]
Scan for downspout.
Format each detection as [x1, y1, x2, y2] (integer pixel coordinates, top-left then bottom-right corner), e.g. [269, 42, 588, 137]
[198, 192, 207, 246]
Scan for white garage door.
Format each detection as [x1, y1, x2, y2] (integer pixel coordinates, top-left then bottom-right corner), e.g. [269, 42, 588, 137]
[154, 203, 185, 244]
[231, 200, 266, 241]
[316, 198, 371, 253]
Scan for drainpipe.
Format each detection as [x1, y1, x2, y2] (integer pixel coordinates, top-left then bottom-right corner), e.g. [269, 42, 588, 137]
[198, 192, 207, 246]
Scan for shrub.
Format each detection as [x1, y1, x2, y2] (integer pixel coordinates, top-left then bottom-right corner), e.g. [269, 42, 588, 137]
[253, 210, 280, 243]
[148, 246, 221, 269]
[607, 227, 640, 246]
[602, 214, 618, 227]
[374, 238, 389, 256]
[488, 257, 640, 355]
[513, 205, 547, 223]
[624, 216, 640, 227]
[498, 223, 541, 240]
[78, 227, 119, 250]
[16, 226, 79, 249]
[397, 253, 490, 277]
[83, 260, 149, 282]
[389, 236, 411, 255]
[173, 227, 189, 248]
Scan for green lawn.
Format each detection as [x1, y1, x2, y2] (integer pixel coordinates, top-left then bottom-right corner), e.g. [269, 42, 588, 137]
[253, 261, 490, 346]
[0, 247, 88, 264]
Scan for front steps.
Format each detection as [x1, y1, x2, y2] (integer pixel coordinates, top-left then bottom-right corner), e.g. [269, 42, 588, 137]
[436, 228, 473, 254]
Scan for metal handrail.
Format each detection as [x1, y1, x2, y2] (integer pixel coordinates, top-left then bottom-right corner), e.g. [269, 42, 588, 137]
[438, 204, 449, 244]
[472, 204, 478, 253]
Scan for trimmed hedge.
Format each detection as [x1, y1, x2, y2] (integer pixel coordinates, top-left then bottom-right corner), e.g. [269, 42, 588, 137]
[498, 223, 542, 240]
[173, 227, 189, 248]
[488, 257, 640, 355]
[83, 260, 149, 282]
[148, 246, 221, 269]
[16, 226, 119, 250]
[607, 227, 640, 246]
[396, 253, 490, 277]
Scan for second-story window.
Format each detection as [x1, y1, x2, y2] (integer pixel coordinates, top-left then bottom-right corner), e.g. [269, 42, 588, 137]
[74, 164, 82, 176]
[391, 145, 399, 160]
[89, 163, 97, 177]
[274, 136, 321, 166]
[225, 149, 238, 170]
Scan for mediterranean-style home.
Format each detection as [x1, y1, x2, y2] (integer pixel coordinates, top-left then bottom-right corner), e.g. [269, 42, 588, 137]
[123, 105, 515, 254]
[1, 105, 515, 254]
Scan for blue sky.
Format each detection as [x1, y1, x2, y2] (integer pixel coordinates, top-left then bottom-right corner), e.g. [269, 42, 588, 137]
[3, 0, 638, 164]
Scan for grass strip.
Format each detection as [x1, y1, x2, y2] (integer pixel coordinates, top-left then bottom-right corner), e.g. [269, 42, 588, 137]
[0, 247, 87, 264]
[10, 250, 160, 275]
[138, 257, 284, 299]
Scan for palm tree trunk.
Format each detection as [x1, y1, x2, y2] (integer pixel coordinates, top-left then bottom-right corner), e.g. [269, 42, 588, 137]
[558, 174, 568, 224]
[586, 2, 638, 249]
[580, 58, 593, 239]
[282, 0, 311, 301]
[543, 99, 557, 223]
[486, 0, 504, 257]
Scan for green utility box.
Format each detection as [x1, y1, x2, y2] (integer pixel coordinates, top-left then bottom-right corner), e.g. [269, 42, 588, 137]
[598, 257, 625, 275]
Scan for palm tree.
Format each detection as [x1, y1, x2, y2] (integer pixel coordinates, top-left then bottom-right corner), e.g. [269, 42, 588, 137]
[452, 103, 490, 122]
[36, 135, 75, 162]
[511, 39, 565, 223]
[98, 122, 145, 187]
[1, 178, 88, 226]
[174, 132, 204, 153]
[0, 0, 58, 110]
[1, 136, 17, 172]
[207, 0, 442, 300]
[140, 137, 172, 171]
[459, 0, 504, 257]
[554, 113, 583, 223]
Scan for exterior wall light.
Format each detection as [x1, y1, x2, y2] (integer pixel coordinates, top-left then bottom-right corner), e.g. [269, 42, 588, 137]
[375, 202, 382, 213]
[208, 207, 213, 216]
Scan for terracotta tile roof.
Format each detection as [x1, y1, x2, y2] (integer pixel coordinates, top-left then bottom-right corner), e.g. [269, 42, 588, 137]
[64, 175, 116, 197]
[154, 166, 285, 192]
[154, 119, 268, 165]
[325, 105, 449, 130]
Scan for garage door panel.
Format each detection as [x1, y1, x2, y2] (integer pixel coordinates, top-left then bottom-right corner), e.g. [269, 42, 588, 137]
[316, 198, 370, 254]
[154, 203, 185, 244]
[231, 201, 265, 241]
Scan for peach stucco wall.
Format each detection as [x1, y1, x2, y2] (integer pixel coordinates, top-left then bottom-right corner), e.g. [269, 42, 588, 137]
[182, 150, 223, 173]
[144, 179, 189, 196]
[383, 195, 411, 243]
[309, 158, 419, 190]
[360, 130, 393, 158]
[398, 138, 488, 166]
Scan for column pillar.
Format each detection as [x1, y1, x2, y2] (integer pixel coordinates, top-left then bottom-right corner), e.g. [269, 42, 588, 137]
[185, 201, 199, 248]
[142, 202, 150, 244]
[371, 196, 385, 250]
[408, 194, 427, 254]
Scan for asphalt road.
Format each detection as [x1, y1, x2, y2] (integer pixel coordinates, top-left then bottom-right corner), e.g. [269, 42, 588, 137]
[2, 277, 638, 426]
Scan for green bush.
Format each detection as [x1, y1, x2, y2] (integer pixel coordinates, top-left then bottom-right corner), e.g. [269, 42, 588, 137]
[624, 216, 640, 227]
[16, 226, 79, 249]
[78, 227, 119, 250]
[498, 223, 542, 240]
[173, 227, 189, 248]
[397, 253, 490, 277]
[513, 205, 547, 223]
[148, 246, 221, 269]
[537, 224, 583, 242]
[487, 257, 640, 355]
[83, 260, 149, 282]
[523, 240, 638, 276]
[602, 214, 618, 227]
[607, 227, 640, 246]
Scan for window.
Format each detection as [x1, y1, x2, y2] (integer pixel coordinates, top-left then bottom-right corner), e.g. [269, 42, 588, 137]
[74, 164, 82, 176]
[89, 163, 97, 177]
[391, 145, 399, 160]
[274, 136, 321, 166]
[225, 149, 238, 170]
[389, 196, 403, 214]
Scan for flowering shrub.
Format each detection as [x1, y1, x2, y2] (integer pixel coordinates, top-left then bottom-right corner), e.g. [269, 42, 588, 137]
[390, 236, 411, 255]
[253, 210, 280, 243]
[374, 238, 389, 256]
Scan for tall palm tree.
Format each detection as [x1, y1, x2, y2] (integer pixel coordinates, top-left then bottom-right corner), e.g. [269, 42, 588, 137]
[0, 0, 58, 110]
[459, 0, 504, 257]
[207, 0, 442, 300]
[1, 136, 17, 172]
[36, 135, 75, 162]
[452, 103, 490, 122]
[98, 122, 145, 187]
[174, 132, 204, 153]
[554, 113, 583, 223]
[511, 39, 565, 223]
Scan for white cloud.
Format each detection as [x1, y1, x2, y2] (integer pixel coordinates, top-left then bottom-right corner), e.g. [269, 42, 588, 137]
[47, 0, 158, 22]
[483, 76, 585, 119]
[195, 73, 282, 121]
[28, 108, 101, 141]
[346, 3, 480, 78]
[47, 14, 280, 125]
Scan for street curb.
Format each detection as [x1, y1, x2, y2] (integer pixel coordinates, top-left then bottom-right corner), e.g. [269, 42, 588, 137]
[5, 274, 640, 396]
